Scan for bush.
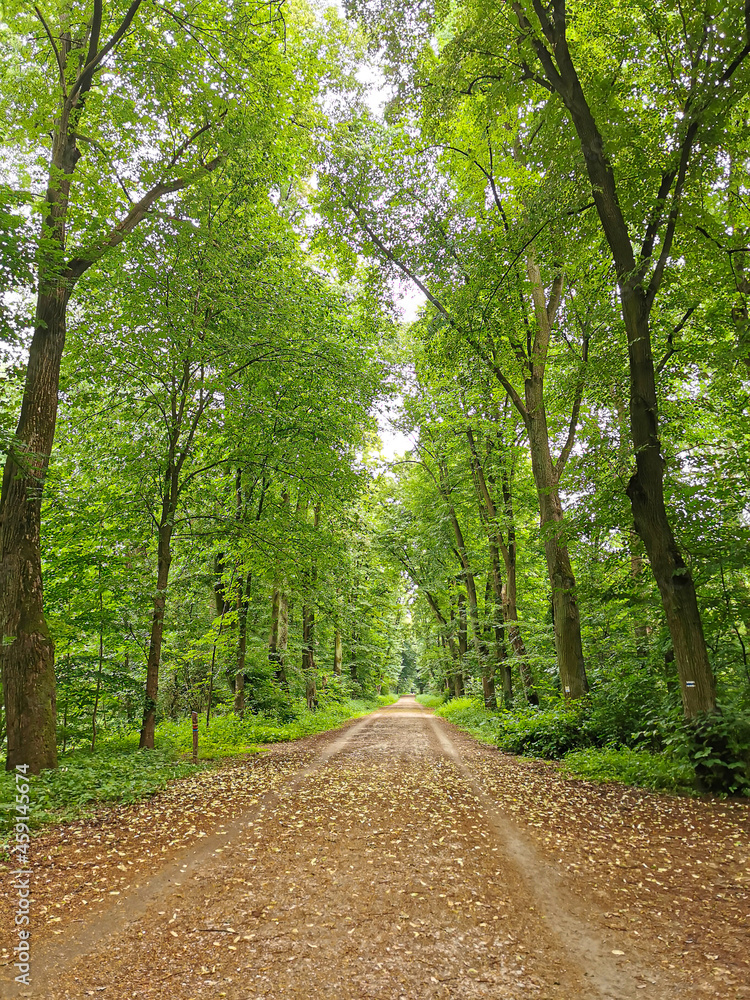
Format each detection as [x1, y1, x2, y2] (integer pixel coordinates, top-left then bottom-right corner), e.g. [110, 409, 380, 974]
[561, 747, 696, 794]
[434, 697, 500, 744]
[681, 707, 750, 795]
[495, 703, 588, 758]
[377, 694, 399, 706]
[583, 671, 674, 749]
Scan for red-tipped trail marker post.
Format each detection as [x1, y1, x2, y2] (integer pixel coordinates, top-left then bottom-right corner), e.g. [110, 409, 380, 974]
[192, 711, 199, 764]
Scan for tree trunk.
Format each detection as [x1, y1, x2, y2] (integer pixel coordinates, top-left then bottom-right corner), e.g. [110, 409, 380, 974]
[523, 8, 715, 716]
[302, 504, 320, 709]
[465, 425, 535, 702]
[350, 631, 358, 683]
[453, 665, 464, 698]
[440, 470, 497, 709]
[1, 288, 69, 772]
[334, 628, 343, 675]
[487, 576, 512, 707]
[457, 591, 468, 662]
[302, 600, 317, 709]
[139, 496, 174, 749]
[622, 289, 715, 715]
[525, 377, 589, 699]
[235, 573, 249, 717]
[454, 594, 467, 697]
[91, 571, 104, 751]
[269, 587, 289, 688]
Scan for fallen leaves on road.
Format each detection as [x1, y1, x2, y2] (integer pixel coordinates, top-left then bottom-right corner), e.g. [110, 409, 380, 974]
[448, 724, 750, 998]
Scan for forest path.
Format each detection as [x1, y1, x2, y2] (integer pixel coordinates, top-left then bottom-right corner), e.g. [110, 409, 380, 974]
[2, 696, 748, 999]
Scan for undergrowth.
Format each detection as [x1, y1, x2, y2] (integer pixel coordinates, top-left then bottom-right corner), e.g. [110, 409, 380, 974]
[415, 693, 446, 709]
[0, 695, 394, 840]
[426, 693, 745, 796]
[560, 747, 696, 794]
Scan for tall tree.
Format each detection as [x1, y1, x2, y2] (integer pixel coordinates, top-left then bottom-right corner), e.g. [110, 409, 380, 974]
[0, 0, 291, 770]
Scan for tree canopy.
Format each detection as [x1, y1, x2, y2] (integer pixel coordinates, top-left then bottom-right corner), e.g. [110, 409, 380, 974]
[0, 0, 749, 794]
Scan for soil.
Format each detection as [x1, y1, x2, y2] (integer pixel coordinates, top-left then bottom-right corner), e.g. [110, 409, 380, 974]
[0, 696, 747, 999]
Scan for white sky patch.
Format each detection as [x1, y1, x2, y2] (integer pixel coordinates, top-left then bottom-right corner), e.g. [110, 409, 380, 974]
[378, 403, 414, 459]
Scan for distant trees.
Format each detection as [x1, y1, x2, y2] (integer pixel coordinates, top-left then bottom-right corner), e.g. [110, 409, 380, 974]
[331, 0, 750, 728]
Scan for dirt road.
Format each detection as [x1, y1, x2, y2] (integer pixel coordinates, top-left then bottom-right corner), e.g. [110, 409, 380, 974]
[1, 697, 747, 999]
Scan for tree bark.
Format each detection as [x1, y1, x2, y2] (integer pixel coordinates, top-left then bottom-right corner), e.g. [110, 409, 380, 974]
[139, 505, 173, 749]
[334, 628, 343, 675]
[621, 289, 715, 714]
[1, 288, 68, 771]
[269, 587, 289, 688]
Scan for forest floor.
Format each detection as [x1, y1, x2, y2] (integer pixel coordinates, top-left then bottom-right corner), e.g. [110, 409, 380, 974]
[0, 696, 748, 1000]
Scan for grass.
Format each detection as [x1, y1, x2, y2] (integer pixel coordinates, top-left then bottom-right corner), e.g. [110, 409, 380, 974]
[561, 747, 697, 794]
[415, 693, 446, 709]
[0, 695, 394, 841]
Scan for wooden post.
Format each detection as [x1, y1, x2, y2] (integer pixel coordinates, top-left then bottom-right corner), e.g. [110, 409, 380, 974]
[192, 711, 198, 764]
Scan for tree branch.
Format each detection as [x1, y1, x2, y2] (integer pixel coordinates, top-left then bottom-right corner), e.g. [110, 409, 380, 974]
[33, 5, 67, 97]
[68, 0, 145, 105]
[655, 303, 697, 375]
[64, 152, 224, 281]
[645, 120, 698, 310]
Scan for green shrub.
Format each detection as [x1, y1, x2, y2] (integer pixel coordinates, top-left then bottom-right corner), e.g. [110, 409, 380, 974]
[434, 697, 500, 744]
[495, 703, 588, 758]
[681, 708, 750, 795]
[561, 747, 696, 794]
[377, 694, 399, 706]
[583, 671, 673, 749]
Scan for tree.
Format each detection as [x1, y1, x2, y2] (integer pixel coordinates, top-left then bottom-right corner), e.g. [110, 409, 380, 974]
[0, 0, 295, 770]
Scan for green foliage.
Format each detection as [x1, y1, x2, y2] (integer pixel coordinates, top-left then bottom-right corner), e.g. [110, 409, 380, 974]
[493, 704, 589, 758]
[0, 747, 202, 838]
[416, 693, 446, 709]
[377, 694, 400, 706]
[430, 690, 750, 797]
[561, 748, 696, 795]
[433, 697, 498, 744]
[119, 696, 384, 758]
[682, 709, 750, 796]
